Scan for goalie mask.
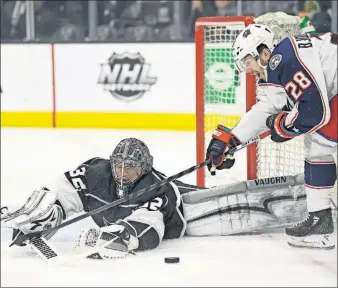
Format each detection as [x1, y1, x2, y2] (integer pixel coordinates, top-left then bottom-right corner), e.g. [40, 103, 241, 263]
[233, 24, 276, 72]
[110, 138, 153, 198]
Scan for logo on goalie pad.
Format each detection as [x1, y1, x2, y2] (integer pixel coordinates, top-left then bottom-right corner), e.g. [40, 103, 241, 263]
[269, 54, 282, 70]
[98, 52, 157, 102]
[254, 176, 287, 186]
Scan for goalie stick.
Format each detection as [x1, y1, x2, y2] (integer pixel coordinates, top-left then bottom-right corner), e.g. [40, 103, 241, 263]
[9, 132, 268, 261]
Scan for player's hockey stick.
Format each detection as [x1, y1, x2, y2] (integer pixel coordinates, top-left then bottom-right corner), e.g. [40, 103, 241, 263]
[10, 132, 268, 248]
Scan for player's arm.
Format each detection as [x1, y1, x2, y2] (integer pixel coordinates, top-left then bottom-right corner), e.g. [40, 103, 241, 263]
[206, 86, 280, 171]
[264, 36, 331, 142]
[231, 86, 280, 140]
[1, 158, 97, 245]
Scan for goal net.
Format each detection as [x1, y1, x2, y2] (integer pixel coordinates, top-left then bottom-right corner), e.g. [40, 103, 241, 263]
[195, 14, 337, 207]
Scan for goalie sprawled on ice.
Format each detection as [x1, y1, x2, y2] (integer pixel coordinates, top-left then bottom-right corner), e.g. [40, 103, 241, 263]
[1, 138, 309, 260]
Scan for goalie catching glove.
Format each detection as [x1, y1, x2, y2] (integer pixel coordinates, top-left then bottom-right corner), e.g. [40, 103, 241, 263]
[266, 112, 301, 143]
[206, 125, 241, 172]
[73, 221, 139, 260]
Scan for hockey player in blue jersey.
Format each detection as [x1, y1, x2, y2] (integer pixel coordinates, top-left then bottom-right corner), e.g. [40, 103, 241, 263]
[206, 24, 337, 249]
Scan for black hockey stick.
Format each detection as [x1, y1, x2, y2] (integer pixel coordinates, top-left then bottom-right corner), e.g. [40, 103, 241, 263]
[10, 133, 267, 247]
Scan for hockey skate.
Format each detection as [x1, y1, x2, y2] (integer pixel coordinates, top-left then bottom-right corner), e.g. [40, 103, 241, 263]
[286, 208, 335, 250]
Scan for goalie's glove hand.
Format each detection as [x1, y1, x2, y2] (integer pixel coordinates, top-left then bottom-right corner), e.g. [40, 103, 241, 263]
[266, 112, 300, 143]
[73, 222, 139, 260]
[206, 125, 240, 172]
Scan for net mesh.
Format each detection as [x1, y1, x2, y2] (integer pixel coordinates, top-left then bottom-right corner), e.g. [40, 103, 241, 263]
[203, 23, 247, 186]
[255, 12, 301, 43]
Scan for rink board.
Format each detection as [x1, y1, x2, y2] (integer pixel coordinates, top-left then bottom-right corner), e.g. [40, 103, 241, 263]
[0, 43, 243, 130]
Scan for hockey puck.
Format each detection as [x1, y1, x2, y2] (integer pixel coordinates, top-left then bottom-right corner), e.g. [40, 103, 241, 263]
[164, 257, 180, 264]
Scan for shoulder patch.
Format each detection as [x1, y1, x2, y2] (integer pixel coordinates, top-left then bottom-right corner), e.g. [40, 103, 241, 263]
[269, 54, 282, 70]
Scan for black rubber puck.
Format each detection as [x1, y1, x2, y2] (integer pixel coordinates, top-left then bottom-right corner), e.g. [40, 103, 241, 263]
[164, 257, 179, 264]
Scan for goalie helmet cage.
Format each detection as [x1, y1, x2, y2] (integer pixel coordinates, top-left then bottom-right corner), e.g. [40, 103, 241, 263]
[195, 16, 306, 187]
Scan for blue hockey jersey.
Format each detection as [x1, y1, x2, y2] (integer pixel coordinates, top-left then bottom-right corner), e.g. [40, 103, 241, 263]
[232, 33, 337, 142]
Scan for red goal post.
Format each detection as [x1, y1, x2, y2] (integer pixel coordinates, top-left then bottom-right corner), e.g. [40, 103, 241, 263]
[196, 16, 257, 187]
[195, 16, 305, 187]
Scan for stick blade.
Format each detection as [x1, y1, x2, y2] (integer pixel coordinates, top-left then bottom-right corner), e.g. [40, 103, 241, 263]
[29, 237, 60, 262]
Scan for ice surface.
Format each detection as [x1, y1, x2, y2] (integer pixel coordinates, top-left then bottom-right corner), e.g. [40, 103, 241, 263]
[1, 128, 337, 287]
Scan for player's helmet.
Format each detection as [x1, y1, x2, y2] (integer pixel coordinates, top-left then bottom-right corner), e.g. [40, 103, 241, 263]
[110, 138, 153, 198]
[233, 24, 276, 72]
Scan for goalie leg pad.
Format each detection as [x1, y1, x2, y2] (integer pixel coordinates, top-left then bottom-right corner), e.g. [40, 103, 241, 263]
[183, 175, 308, 236]
[2, 188, 64, 242]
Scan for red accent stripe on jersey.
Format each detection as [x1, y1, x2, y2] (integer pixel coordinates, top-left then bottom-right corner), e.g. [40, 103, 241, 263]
[285, 111, 299, 128]
[305, 158, 336, 165]
[305, 184, 334, 189]
[318, 95, 338, 141]
[258, 83, 284, 89]
[289, 37, 328, 134]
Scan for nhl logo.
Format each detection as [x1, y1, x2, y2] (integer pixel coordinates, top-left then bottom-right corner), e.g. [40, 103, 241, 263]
[98, 52, 157, 102]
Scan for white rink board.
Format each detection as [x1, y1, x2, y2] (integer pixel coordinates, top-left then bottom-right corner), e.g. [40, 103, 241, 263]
[0, 44, 53, 111]
[1, 128, 337, 287]
[53, 43, 195, 113]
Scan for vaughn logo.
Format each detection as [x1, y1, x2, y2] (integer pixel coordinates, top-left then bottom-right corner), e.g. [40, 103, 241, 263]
[254, 176, 287, 186]
[97, 52, 157, 102]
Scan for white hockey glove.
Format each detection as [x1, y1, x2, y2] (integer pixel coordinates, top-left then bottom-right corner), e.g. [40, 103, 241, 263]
[73, 222, 139, 260]
[1, 187, 64, 246]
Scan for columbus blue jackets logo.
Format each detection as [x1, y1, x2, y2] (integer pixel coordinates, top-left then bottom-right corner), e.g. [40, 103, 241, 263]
[97, 52, 157, 102]
[269, 54, 282, 70]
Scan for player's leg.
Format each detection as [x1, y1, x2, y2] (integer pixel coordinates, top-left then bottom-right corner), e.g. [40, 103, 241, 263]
[285, 133, 337, 249]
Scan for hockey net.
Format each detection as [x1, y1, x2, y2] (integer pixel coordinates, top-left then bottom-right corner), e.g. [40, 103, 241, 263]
[195, 15, 337, 207]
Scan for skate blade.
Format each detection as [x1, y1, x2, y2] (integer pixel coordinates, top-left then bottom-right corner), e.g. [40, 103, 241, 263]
[287, 234, 335, 250]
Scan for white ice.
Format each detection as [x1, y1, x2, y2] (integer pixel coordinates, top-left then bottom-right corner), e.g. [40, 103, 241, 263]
[1, 128, 337, 287]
